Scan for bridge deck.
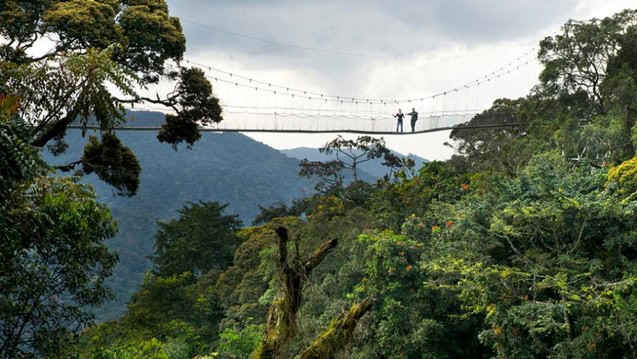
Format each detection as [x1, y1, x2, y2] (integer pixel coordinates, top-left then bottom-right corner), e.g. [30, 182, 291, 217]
[70, 122, 528, 134]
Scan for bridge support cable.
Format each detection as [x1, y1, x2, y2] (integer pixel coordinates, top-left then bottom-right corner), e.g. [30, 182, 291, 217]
[122, 49, 541, 134]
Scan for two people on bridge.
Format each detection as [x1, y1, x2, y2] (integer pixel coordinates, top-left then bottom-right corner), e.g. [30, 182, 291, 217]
[394, 108, 418, 133]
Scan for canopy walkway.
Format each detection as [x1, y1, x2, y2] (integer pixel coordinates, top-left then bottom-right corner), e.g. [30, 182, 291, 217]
[73, 111, 529, 134]
[74, 48, 538, 135]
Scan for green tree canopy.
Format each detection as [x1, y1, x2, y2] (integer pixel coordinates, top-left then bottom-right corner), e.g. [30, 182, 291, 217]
[36, 7, 637, 359]
[538, 9, 637, 115]
[153, 201, 243, 277]
[1, 107, 118, 358]
[0, 0, 223, 194]
[425, 154, 637, 357]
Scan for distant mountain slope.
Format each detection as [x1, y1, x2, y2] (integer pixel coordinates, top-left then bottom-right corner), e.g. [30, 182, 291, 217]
[282, 147, 429, 178]
[44, 126, 315, 320]
[43, 111, 426, 321]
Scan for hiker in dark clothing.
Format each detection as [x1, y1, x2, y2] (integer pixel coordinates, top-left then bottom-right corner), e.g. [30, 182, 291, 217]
[394, 109, 404, 133]
[407, 108, 418, 132]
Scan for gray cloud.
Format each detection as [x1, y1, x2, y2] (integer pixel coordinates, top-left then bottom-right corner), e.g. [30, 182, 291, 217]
[167, 0, 578, 59]
[157, 0, 631, 159]
[161, 0, 590, 106]
[428, 0, 579, 41]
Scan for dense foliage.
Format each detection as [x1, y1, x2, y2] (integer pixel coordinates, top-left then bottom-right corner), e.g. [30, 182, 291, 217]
[0, 1, 221, 356]
[0, 96, 118, 358]
[3, 6, 637, 359]
[153, 202, 243, 277]
[0, 0, 222, 194]
[73, 9, 637, 359]
[43, 128, 317, 321]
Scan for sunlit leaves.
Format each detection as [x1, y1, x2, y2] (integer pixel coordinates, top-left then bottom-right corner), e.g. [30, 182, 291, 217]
[43, 0, 121, 49]
[119, 0, 184, 80]
[423, 154, 637, 356]
[607, 156, 637, 198]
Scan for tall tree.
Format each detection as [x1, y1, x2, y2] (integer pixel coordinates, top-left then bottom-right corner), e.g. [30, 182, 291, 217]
[0, 0, 223, 194]
[0, 102, 118, 358]
[449, 97, 536, 175]
[252, 226, 373, 359]
[153, 201, 243, 277]
[538, 9, 637, 116]
[320, 135, 390, 182]
[299, 135, 399, 195]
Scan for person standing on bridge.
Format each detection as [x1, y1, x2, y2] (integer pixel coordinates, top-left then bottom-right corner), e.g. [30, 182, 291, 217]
[407, 108, 418, 132]
[394, 109, 404, 133]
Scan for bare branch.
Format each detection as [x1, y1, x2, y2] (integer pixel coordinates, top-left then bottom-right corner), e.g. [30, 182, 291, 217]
[304, 239, 338, 276]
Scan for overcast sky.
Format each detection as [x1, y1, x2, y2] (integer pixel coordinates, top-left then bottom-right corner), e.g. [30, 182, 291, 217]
[163, 0, 635, 160]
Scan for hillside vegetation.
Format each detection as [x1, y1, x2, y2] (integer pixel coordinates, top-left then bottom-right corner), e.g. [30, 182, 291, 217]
[44, 129, 318, 320]
[69, 12, 637, 358]
[2, 4, 637, 359]
[69, 9, 637, 358]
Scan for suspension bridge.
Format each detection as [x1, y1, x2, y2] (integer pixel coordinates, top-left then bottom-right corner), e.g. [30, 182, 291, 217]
[97, 110, 529, 134]
[100, 45, 539, 134]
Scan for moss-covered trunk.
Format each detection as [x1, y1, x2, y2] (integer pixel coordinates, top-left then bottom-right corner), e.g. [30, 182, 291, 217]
[251, 226, 338, 359]
[297, 297, 375, 359]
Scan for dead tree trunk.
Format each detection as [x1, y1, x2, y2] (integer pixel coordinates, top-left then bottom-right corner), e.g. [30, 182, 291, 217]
[252, 226, 338, 359]
[297, 297, 376, 359]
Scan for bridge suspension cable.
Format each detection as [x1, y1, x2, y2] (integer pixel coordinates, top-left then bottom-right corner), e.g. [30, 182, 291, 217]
[180, 46, 536, 105]
[121, 40, 541, 134]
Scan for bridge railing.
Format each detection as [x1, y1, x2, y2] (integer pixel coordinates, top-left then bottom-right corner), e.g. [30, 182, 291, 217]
[71, 111, 481, 134]
[205, 111, 477, 133]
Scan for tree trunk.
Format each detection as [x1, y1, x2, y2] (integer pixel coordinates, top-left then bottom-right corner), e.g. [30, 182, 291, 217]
[297, 297, 375, 359]
[252, 226, 337, 359]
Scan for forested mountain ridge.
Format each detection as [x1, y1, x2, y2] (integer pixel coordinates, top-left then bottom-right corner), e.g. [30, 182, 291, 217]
[42, 121, 392, 321]
[44, 129, 318, 320]
[3, 3, 637, 359]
